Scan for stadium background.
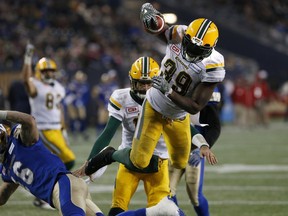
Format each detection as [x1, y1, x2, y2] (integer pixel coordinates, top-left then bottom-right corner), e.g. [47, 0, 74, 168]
[0, 0, 288, 215]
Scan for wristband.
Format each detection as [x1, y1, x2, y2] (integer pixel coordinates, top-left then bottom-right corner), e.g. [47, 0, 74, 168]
[0, 111, 7, 120]
[192, 134, 209, 148]
[165, 88, 173, 97]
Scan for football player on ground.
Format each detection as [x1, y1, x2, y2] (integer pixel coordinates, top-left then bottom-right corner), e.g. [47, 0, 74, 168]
[22, 43, 76, 208]
[83, 3, 223, 177]
[74, 57, 171, 215]
[170, 87, 223, 216]
[0, 110, 104, 216]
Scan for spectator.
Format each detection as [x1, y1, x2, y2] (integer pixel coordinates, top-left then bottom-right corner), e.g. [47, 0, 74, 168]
[251, 70, 271, 127]
[65, 70, 90, 139]
[7, 80, 31, 114]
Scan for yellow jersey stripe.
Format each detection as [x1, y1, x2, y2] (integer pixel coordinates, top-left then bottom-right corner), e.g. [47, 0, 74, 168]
[205, 62, 225, 69]
[109, 97, 122, 109]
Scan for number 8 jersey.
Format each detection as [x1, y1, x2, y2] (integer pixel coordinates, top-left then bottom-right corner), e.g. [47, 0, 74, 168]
[29, 78, 65, 130]
[146, 25, 225, 120]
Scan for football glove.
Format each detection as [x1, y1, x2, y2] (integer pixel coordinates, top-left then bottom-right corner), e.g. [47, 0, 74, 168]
[24, 43, 34, 65]
[152, 76, 172, 96]
[140, 3, 163, 31]
[188, 148, 201, 167]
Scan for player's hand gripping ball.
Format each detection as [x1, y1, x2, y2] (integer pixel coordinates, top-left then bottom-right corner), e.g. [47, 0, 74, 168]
[146, 15, 165, 34]
[140, 3, 165, 34]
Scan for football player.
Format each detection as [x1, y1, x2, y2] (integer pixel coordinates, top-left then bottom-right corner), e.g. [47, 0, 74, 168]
[74, 57, 171, 216]
[83, 3, 223, 186]
[22, 43, 76, 208]
[170, 87, 222, 216]
[0, 110, 104, 216]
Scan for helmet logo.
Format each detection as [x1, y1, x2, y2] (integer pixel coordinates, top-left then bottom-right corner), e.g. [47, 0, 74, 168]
[191, 37, 203, 46]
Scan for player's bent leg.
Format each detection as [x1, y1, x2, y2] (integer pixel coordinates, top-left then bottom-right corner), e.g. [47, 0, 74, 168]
[52, 174, 104, 216]
[169, 162, 186, 205]
[185, 158, 209, 216]
[39, 129, 76, 170]
[108, 164, 140, 215]
[145, 159, 170, 207]
[163, 114, 191, 169]
[131, 100, 163, 169]
[85, 198, 104, 216]
[52, 174, 87, 216]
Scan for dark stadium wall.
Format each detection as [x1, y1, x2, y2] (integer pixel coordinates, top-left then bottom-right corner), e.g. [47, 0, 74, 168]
[158, 2, 288, 90]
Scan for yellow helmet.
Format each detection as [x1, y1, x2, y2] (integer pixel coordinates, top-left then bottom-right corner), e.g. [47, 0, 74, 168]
[35, 57, 57, 84]
[182, 18, 219, 63]
[129, 56, 160, 98]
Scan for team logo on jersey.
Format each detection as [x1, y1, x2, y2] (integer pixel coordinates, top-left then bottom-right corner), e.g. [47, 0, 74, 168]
[126, 106, 139, 114]
[189, 62, 203, 74]
[170, 45, 180, 55]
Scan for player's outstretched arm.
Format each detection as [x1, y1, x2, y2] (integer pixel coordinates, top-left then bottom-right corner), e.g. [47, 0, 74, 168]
[22, 43, 37, 97]
[140, 3, 169, 42]
[189, 132, 218, 166]
[0, 110, 38, 146]
[0, 182, 19, 206]
[73, 116, 121, 178]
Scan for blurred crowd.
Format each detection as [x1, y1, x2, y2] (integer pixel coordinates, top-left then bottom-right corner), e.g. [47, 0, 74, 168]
[0, 0, 288, 131]
[0, 0, 161, 85]
[161, 0, 288, 53]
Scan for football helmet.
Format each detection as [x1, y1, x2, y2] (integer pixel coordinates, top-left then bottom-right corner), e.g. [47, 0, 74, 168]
[129, 56, 160, 99]
[182, 18, 218, 63]
[0, 124, 8, 163]
[35, 57, 57, 84]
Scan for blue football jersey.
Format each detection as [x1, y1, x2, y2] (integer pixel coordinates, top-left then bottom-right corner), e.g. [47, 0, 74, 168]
[1, 124, 69, 205]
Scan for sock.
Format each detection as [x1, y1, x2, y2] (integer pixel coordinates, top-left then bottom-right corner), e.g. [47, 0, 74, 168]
[193, 196, 209, 216]
[112, 148, 159, 173]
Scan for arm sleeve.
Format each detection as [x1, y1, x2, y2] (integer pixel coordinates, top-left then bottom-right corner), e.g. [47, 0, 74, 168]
[88, 116, 121, 160]
[190, 124, 200, 136]
[198, 104, 221, 147]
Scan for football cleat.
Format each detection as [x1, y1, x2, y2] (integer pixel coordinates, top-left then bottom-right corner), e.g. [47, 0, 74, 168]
[146, 195, 186, 216]
[85, 146, 116, 176]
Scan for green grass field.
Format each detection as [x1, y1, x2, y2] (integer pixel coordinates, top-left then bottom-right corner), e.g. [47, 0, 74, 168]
[1, 121, 288, 216]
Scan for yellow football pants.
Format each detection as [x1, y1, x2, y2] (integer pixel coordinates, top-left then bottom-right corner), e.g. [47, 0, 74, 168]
[111, 160, 170, 210]
[39, 129, 75, 164]
[131, 100, 191, 170]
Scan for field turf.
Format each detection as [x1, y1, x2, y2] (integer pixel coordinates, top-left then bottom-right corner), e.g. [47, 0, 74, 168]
[1, 121, 288, 216]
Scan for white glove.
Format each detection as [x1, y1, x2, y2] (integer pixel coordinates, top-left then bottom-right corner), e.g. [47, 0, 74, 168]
[140, 3, 163, 31]
[24, 43, 34, 65]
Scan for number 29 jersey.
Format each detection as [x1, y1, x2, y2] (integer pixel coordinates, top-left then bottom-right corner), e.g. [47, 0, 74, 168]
[146, 25, 226, 120]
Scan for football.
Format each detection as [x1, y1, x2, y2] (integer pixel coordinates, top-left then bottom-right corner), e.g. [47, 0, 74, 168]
[146, 15, 165, 34]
